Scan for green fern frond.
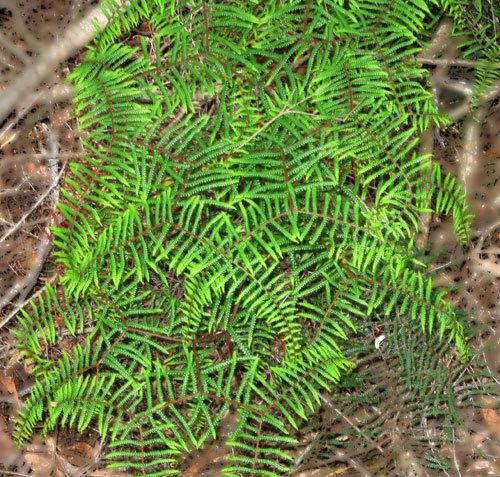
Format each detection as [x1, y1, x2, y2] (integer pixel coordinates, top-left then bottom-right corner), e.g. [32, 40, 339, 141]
[10, 0, 487, 475]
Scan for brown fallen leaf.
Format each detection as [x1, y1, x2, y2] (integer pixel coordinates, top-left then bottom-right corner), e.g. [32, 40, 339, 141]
[0, 414, 24, 468]
[61, 441, 95, 466]
[466, 459, 500, 474]
[0, 373, 20, 407]
[24, 436, 63, 477]
[0, 374, 16, 394]
[478, 395, 498, 408]
[328, 466, 352, 475]
[64, 441, 94, 458]
[481, 407, 500, 438]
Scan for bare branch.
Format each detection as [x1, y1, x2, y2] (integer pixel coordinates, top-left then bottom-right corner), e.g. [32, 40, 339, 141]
[417, 56, 500, 68]
[0, 1, 127, 124]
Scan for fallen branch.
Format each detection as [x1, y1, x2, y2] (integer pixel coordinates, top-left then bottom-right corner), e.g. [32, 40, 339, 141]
[417, 56, 500, 68]
[0, 1, 126, 124]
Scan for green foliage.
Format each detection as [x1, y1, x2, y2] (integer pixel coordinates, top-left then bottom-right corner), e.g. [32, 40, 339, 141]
[12, 0, 494, 475]
[287, 310, 497, 474]
[432, 0, 500, 104]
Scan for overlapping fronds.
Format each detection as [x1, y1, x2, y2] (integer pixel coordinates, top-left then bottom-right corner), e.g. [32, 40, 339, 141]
[433, 0, 500, 104]
[12, 0, 478, 475]
[287, 310, 496, 474]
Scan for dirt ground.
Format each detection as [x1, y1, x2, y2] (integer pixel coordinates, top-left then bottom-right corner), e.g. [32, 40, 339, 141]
[0, 2, 499, 476]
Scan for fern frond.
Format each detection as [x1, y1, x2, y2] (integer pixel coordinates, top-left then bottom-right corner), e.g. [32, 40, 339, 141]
[11, 0, 482, 475]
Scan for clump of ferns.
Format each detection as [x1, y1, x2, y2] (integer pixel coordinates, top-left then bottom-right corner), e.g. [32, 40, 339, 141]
[9, 0, 495, 476]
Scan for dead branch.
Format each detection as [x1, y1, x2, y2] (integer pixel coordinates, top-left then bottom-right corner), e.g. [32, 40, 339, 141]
[0, 1, 127, 124]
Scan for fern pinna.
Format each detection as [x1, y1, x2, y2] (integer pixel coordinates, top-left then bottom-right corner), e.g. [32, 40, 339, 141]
[13, 1, 474, 475]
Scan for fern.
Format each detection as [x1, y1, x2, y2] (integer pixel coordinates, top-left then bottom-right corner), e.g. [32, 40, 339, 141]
[11, 0, 492, 475]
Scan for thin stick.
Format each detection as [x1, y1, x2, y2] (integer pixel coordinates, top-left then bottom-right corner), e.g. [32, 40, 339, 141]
[490, 0, 498, 38]
[318, 392, 386, 454]
[234, 85, 344, 152]
[0, 162, 66, 243]
[0, 273, 58, 329]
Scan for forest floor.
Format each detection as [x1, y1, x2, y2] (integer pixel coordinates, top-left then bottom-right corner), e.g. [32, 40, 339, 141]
[0, 2, 499, 476]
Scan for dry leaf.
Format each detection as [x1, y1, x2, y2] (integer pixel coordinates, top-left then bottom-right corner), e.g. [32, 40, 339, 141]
[478, 395, 498, 408]
[481, 407, 500, 438]
[24, 451, 55, 476]
[61, 441, 94, 466]
[24, 358, 35, 375]
[440, 444, 452, 457]
[330, 466, 352, 475]
[24, 436, 64, 477]
[0, 415, 23, 468]
[65, 441, 94, 457]
[0, 374, 16, 394]
[0, 373, 20, 407]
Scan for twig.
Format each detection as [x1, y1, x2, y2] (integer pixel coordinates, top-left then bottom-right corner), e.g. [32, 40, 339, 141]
[318, 392, 386, 454]
[472, 219, 500, 238]
[460, 103, 488, 195]
[289, 431, 319, 474]
[0, 273, 58, 329]
[0, 82, 74, 145]
[234, 84, 344, 152]
[0, 30, 31, 64]
[470, 256, 500, 277]
[416, 19, 452, 250]
[0, 162, 66, 243]
[451, 428, 462, 477]
[415, 125, 435, 250]
[0, 152, 82, 166]
[417, 56, 500, 68]
[491, 0, 498, 37]
[334, 449, 373, 477]
[432, 76, 474, 97]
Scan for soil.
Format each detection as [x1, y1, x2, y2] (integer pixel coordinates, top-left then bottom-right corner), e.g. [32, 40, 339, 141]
[0, 2, 499, 476]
